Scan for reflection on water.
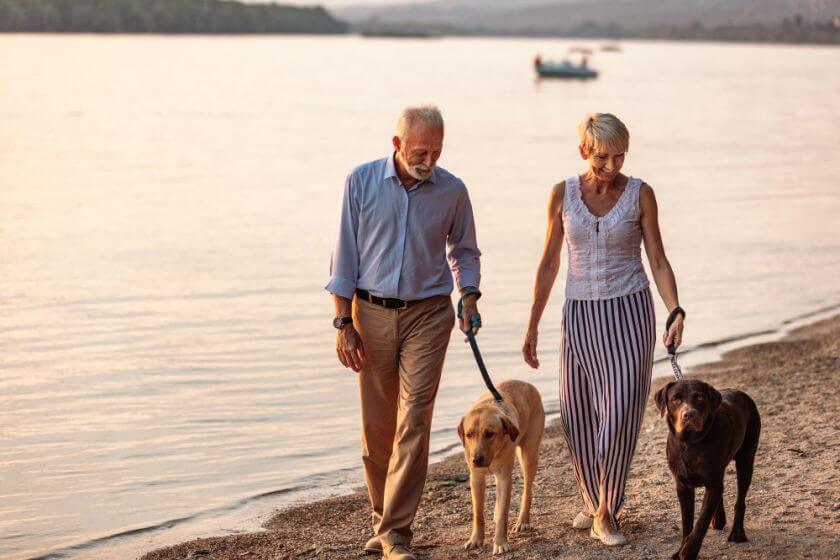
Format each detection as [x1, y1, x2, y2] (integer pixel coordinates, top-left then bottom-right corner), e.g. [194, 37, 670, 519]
[0, 35, 838, 559]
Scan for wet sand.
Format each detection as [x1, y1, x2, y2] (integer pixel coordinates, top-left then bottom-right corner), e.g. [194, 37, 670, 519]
[142, 315, 840, 560]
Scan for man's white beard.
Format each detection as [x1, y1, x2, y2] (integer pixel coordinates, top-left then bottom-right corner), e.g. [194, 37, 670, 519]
[406, 164, 433, 181]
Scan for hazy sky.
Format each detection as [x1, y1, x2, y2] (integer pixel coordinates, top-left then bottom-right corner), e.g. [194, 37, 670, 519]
[249, 0, 413, 7]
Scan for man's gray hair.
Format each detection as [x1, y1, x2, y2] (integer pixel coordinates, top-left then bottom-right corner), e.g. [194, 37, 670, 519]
[396, 105, 444, 140]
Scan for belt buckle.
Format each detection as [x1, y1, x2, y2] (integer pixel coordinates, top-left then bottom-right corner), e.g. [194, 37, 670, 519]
[397, 299, 408, 310]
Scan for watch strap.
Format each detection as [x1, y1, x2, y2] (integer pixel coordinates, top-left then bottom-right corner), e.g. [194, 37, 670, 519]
[665, 306, 685, 330]
[333, 316, 353, 329]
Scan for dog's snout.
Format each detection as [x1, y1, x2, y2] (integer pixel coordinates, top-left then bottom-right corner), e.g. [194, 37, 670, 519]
[472, 454, 484, 466]
[682, 408, 697, 420]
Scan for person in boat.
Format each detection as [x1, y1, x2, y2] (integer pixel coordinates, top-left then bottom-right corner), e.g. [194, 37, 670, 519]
[533, 54, 543, 70]
[522, 113, 684, 546]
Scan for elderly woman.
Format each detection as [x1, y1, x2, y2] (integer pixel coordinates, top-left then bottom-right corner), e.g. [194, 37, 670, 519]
[522, 113, 684, 546]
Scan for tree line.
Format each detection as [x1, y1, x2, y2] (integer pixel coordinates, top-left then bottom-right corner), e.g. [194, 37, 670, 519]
[436, 15, 840, 45]
[0, 0, 348, 34]
[555, 17, 840, 44]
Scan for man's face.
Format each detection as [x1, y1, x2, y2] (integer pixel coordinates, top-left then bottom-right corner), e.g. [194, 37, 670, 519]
[394, 125, 443, 181]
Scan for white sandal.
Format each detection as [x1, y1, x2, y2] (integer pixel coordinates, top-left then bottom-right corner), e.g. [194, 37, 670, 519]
[572, 512, 593, 529]
[590, 525, 628, 546]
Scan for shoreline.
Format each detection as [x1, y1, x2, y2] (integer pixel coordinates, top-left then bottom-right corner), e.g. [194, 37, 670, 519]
[142, 314, 840, 559]
[3, 33, 839, 47]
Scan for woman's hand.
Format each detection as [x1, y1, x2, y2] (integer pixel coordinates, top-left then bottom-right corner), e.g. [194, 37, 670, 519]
[522, 329, 540, 369]
[663, 314, 684, 351]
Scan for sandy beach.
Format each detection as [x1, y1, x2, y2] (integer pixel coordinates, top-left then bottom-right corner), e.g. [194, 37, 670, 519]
[142, 315, 840, 560]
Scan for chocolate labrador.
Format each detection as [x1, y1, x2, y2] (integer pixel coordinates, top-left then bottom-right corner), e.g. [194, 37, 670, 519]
[654, 379, 761, 560]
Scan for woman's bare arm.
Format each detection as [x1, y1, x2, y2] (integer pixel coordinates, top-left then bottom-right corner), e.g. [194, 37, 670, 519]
[522, 182, 566, 368]
[640, 183, 684, 349]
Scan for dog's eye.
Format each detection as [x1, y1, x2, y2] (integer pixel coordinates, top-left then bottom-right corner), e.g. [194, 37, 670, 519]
[484, 431, 495, 438]
[466, 432, 475, 439]
[671, 397, 681, 403]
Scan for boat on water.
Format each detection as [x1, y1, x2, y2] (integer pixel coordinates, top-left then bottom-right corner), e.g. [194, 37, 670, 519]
[535, 60, 598, 79]
[534, 48, 598, 79]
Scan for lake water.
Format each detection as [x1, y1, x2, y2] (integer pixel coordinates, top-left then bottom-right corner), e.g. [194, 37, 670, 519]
[0, 34, 838, 559]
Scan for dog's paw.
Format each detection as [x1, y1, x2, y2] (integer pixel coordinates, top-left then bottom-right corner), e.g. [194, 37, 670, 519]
[675, 547, 698, 560]
[671, 549, 693, 560]
[512, 520, 531, 533]
[463, 535, 484, 550]
[492, 540, 511, 555]
[728, 528, 748, 543]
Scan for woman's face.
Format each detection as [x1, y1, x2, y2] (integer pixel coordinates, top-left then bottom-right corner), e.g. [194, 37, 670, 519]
[581, 146, 625, 182]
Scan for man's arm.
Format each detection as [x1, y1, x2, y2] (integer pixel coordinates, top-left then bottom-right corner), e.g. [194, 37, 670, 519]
[447, 186, 482, 334]
[326, 173, 365, 372]
[325, 173, 360, 300]
[333, 294, 365, 372]
[333, 294, 353, 318]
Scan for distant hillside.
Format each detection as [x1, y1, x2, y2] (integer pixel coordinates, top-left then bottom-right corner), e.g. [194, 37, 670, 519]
[337, 0, 840, 31]
[0, 0, 348, 34]
[338, 0, 575, 23]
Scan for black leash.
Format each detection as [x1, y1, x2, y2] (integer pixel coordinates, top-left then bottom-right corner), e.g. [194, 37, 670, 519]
[457, 298, 503, 402]
[665, 306, 686, 380]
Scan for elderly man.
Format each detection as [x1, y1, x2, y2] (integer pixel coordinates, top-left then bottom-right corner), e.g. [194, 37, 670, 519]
[326, 105, 481, 560]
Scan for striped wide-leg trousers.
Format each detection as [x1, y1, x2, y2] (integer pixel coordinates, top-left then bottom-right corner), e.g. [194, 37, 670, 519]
[559, 288, 656, 524]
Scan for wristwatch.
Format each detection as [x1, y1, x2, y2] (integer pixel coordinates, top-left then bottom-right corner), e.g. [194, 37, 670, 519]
[333, 316, 353, 329]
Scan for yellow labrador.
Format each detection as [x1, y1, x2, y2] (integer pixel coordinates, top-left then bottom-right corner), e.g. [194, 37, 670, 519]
[457, 380, 545, 555]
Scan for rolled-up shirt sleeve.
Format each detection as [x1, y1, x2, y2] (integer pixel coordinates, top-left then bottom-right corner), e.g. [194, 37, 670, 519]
[325, 173, 360, 299]
[446, 185, 481, 291]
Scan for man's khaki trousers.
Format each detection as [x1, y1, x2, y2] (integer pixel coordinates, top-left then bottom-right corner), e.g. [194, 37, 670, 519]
[353, 294, 455, 547]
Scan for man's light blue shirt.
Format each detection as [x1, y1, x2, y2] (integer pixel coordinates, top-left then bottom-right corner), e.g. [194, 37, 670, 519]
[326, 153, 481, 301]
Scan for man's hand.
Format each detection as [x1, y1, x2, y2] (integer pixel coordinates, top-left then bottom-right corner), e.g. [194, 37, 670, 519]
[522, 329, 539, 369]
[459, 294, 480, 336]
[336, 325, 365, 372]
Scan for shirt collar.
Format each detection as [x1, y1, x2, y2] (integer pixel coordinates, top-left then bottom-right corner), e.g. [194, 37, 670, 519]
[386, 152, 437, 188]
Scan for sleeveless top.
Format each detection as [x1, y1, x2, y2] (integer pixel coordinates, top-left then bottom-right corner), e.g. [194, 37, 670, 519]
[562, 175, 650, 300]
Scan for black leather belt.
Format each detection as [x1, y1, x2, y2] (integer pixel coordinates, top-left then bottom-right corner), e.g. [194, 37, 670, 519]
[356, 289, 418, 310]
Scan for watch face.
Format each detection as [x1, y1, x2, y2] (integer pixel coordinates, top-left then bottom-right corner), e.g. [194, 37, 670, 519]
[333, 317, 351, 329]
[333, 317, 342, 329]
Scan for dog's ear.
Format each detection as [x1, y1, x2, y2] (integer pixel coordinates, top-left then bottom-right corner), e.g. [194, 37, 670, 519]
[457, 417, 466, 445]
[705, 383, 723, 413]
[654, 382, 675, 417]
[500, 416, 520, 442]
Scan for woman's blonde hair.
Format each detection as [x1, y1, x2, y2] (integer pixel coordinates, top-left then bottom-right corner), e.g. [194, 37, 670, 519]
[578, 113, 629, 155]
